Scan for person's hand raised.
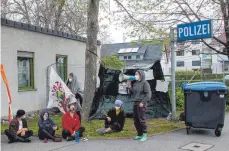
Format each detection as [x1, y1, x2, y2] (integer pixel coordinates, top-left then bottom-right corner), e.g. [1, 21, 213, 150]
[126, 80, 131, 88]
[107, 117, 111, 122]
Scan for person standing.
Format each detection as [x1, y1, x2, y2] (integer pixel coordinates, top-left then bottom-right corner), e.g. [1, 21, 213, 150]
[66, 73, 82, 122]
[127, 70, 152, 142]
[4, 110, 33, 143]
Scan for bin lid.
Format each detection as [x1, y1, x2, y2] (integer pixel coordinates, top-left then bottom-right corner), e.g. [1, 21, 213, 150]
[182, 82, 228, 91]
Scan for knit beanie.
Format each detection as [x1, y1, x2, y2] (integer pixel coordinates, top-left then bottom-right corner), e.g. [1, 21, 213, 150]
[115, 100, 123, 107]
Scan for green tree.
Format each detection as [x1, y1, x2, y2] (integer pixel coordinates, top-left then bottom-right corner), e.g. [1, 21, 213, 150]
[101, 56, 124, 70]
[113, 0, 229, 57]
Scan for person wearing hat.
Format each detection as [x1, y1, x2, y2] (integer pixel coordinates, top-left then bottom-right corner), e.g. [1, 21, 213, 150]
[62, 98, 85, 141]
[4, 109, 33, 143]
[99, 100, 126, 135]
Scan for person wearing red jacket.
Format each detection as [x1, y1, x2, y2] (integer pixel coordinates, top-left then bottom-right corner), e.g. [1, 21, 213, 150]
[62, 100, 85, 141]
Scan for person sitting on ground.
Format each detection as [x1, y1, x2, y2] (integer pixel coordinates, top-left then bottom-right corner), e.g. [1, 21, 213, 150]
[62, 99, 85, 141]
[4, 109, 33, 143]
[99, 100, 126, 135]
[38, 109, 62, 143]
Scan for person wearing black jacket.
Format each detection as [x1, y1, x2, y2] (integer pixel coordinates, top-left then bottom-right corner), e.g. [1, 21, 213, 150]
[99, 100, 126, 135]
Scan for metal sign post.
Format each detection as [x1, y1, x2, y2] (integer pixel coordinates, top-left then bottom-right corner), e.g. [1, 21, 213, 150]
[170, 28, 176, 120]
[169, 19, 213, 120]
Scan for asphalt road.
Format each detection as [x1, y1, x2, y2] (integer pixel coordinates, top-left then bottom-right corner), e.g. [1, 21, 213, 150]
[1, 113, 229, 151]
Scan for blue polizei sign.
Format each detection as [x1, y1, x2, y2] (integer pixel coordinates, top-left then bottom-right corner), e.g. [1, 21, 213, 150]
[177, 20, 213, 41]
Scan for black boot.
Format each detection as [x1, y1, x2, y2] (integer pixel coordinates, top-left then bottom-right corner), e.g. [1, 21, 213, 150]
[4, 130, 15, 143]
[16, 136, 31, 143]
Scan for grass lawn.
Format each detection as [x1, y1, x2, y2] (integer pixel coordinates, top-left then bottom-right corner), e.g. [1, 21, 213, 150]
[1, 114, 185, 139]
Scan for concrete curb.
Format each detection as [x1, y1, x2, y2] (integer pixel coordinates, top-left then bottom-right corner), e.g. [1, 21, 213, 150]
[87, 127, 185, 141]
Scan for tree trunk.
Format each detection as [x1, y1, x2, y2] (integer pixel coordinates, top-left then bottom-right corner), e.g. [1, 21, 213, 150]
[82, 0, 99, 120]
[220, 1, 229, 57]
[54, 0, 65, 31]
[22, 0, 31, 24]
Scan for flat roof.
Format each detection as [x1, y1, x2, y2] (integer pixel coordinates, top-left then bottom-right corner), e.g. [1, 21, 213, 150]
[1, 18, 101, 45]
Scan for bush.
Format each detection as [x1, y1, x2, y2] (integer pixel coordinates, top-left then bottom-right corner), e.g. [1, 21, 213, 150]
[170, 70, 225, 81]
[101, 56, 124, 70]
[169, 87, 229, 112]
[168, 87, 184, 111]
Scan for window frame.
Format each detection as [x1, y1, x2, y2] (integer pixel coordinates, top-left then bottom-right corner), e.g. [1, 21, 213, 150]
[56, 55, 68, 81]
[192, 49, 200, 56]
[176, 50, 184, 56]
[176, 61, 185, 67]
[136, 55, 140, 60]
[17, 52, 35, 91]
[191, 40, 201, 44]
[192, 60, 201, 66]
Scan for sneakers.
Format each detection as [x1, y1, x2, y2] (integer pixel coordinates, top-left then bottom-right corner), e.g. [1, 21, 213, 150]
[53, 137, 62, 142]
[134, 133, 147, 142]
[100, 129, 106, 135]
[80, 137, 88, 141]
[139, 133, 147, 142]
[133, 135, 142, 140]
[44, 138, 48, 143]
[96, 128, 106, 135]
[66, 136, 73, 141]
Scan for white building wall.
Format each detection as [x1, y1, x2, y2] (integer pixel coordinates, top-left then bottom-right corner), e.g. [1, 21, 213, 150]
[176, 42, 202, 71]
[1, 26, 100, 116]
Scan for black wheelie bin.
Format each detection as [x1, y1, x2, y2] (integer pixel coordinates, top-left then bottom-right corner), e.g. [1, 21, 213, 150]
[182, 82, 228, 137]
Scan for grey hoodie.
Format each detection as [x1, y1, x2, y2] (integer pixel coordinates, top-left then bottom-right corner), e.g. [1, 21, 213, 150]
[130, 70, 152, 105]
[66, 73, 80, 95]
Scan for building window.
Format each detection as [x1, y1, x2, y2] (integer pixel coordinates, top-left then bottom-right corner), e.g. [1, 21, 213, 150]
[132, 55, 136, 60]
[124, 56, 127, 60]
[128, 56, 132, 60]
[191, 40, 201, 44]
[56, 55, 67, 81]
[192, 60, 201, 66]
[192, 50, 200, 56]
[136, 55, 140, 59]
[176, 50, 184, 56]
[224, 62, 229, 72]
[177, 61, 184, 67]
[17, 51, 34, 90]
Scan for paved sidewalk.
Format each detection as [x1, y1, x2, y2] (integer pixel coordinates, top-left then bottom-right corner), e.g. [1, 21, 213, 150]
[1, 113, 229, 151]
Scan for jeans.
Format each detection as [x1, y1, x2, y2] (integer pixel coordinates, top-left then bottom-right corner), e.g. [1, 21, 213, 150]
[104, 118, 122, 132]
[5, 129, 33, 142]
[38, 129, 55, 140]
[62, 127, 85, 139]
[133, 105, 147, 136]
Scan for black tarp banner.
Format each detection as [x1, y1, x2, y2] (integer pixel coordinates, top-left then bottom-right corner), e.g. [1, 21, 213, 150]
[89, 61, 171, 119]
